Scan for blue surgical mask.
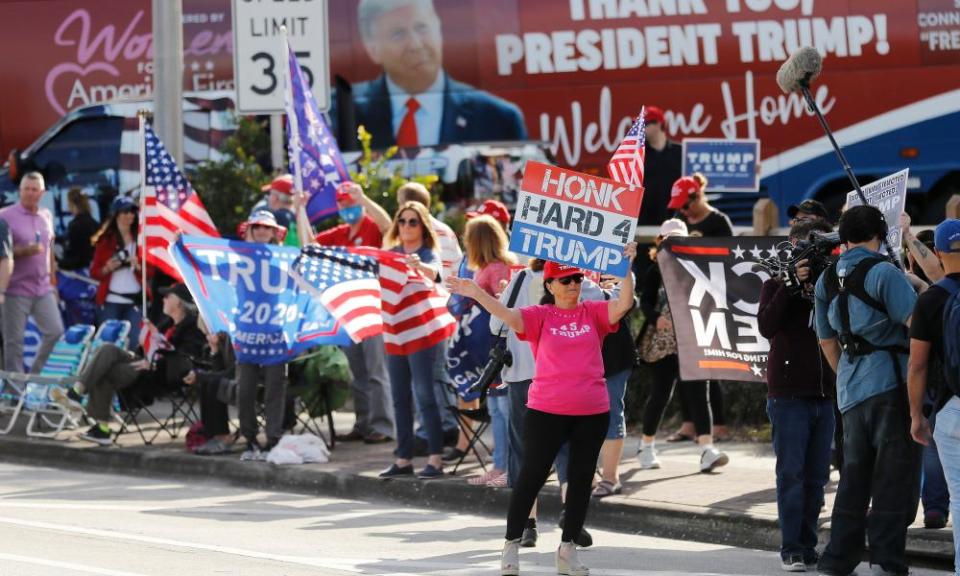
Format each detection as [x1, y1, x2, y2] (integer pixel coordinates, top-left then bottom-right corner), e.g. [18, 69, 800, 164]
[339, 205, 363, 224]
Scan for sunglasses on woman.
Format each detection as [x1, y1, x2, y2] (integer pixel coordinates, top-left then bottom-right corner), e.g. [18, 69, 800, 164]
[554, 274, 584, 286]
[398, 217, 421, 227]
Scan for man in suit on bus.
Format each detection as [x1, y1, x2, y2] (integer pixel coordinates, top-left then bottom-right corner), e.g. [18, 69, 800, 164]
[353, 0, 527, 149]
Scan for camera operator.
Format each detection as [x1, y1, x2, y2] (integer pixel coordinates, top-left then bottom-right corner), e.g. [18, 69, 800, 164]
[813, 205, 919, 576]
[757, 219, 836, 572]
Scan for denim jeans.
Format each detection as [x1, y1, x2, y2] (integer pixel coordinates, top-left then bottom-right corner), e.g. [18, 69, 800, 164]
[488, 390, 510, 471]
[415, 338, 458, 440]
[605, 369, 630, 439]
[389, 341, 444, 460]
[933, 397, 960, 576]
[99, 301, 142, 351]
[767, 397, 835, 561]
[818, 389, 921, 576]
[923, 404, 950, 518]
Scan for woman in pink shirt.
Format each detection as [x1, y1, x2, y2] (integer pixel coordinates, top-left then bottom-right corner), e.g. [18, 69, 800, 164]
[448, 243, 636, 576]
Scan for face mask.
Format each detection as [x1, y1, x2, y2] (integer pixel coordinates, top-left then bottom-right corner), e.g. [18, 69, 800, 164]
[339, 205, 363, 224]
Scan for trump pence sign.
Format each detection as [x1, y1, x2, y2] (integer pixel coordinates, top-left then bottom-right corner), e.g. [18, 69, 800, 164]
[509, 161, 643, 277]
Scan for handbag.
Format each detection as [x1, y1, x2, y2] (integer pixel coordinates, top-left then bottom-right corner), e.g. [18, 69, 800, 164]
[637, 316, 677, 364]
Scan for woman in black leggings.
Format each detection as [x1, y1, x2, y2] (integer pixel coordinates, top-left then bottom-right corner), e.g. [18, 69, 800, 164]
[636, 220, 729, 473]
[448, 247, 637, 576]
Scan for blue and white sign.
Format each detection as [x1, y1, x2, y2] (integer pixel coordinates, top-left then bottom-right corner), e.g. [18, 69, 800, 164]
[846, 169, 909, 255]
[682, 139, 761, 193]
[170, 236, 352, 365]
[446, 303, 496, 402]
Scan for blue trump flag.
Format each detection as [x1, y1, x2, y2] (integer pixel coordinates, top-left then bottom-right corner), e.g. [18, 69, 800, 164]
[284, 42, 348, 223]
[169, 235, 353, 364]
[446, 299, 496, 402]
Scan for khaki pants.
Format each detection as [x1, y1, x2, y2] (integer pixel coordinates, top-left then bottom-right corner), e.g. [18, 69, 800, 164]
[2, 292, 63, 373]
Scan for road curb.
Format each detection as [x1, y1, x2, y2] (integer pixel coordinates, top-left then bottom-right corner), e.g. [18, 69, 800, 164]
[0, 436, 952, 565]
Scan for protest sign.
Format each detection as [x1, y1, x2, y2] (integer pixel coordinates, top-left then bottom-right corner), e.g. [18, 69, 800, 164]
[682, 139, 760, 192]
[845, 168, 909, 255]
[170, 236, 354, 365]
[446, 303, 496, 402]
[509, 160, 643, 277]
[658, 236, 785, 383]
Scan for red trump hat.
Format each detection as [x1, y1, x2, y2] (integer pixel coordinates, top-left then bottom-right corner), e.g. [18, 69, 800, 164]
[543, 261, 583, 281]
[466, 199, 511, 226]
[644, 106, 665, 125]
[667, 176, 701, 210]
[261, 174, 293, 195]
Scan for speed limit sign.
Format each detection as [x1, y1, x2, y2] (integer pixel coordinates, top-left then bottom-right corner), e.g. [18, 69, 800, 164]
[231, 0, 330, 113]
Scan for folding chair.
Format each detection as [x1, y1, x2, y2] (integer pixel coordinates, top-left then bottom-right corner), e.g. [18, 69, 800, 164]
[24, 324, 96, 438]
[444, 379, 494, 476]
[93, 319, 132, 352]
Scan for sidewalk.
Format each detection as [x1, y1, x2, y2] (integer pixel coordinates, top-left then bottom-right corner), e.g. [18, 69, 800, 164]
[0, 405, 953, 565]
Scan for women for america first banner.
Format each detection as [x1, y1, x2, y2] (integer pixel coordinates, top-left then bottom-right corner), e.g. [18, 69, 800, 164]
[658, 236, 785, 383]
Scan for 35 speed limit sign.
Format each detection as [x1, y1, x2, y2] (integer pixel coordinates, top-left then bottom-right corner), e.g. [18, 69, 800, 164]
[232, 0, 329, 113]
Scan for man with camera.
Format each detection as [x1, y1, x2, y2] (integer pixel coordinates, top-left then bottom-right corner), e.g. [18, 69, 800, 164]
[758, 219, 837, 573]
[813, 205, 919, 576]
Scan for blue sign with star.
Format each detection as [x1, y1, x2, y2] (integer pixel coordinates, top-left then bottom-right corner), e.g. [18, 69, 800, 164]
[170, 236, 352, 365]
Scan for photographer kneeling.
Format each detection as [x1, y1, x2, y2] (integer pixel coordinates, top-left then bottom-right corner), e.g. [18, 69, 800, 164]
[757, 219, 836, 572]
[448, 244, 636, 576]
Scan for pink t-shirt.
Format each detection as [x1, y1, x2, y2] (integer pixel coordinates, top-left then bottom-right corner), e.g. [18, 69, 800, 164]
[474, 262, 511, 297]
[518, 300, 617, 416]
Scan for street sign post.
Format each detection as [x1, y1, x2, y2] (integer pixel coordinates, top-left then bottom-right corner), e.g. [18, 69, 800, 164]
[232, 0, 330, 114]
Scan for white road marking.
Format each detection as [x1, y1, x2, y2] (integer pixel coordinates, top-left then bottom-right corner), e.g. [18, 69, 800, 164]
[0, 552, 150, 576]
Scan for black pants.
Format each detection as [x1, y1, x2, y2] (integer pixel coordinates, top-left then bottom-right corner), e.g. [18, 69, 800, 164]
[505, 409, 608, 542]
[679, 379, 725, 426]
[642, 354, 712, 437]
[198, 379, 230, 437]
[818, 389, 921, 576]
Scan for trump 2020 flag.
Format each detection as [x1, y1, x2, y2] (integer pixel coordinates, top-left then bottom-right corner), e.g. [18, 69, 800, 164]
[169, 235, 353, 364]
[141, 120, 220, 279]
[284, 42, 346, 223]
[289, 245, 384, 343]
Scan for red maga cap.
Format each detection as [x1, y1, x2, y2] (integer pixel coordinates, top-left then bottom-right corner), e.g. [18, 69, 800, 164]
[543, 261, 582, 281]
[466, 199, 511, 225]
[261, 174, 293, 195]
[644, 106, 665, 125]
[667, 176, 701, 210]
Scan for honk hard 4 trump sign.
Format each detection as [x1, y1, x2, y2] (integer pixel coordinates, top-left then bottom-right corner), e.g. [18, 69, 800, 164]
[509, 161, 643, 277]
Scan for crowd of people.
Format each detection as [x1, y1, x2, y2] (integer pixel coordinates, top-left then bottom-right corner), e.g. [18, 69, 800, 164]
[2, 103, 960, 576]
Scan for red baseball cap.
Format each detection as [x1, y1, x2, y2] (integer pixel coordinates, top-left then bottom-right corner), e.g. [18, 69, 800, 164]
[261, 174, 293, 195]
[667, 176, 701, 210]
[644, 106, 665, 125]
[466, 199, 511, 226]
[336, 182, 359, 204]
[543, 261, 582, 281]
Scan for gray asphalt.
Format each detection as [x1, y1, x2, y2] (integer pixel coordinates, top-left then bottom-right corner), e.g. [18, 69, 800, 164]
[0, 462, 948, 576]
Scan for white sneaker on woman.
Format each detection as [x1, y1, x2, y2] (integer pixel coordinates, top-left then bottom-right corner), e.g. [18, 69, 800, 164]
[700, 446, 729, 472]
[501, 538, 520, 575]
[637, 444, 661, 469]
[556, 541, 589, 576]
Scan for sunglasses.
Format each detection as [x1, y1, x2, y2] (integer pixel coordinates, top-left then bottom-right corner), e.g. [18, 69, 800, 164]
[251, 224, 273, 230]
[398, 217, 421, 228]
[554, 274, 584, 286]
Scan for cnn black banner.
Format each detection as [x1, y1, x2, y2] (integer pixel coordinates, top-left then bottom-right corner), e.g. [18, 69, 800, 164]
[658, 236, 786, 384]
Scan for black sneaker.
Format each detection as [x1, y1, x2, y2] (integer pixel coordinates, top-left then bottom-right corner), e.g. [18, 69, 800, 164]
[781, 554, 805, 572]
[520, 519, 538, 548]
[80, 425, 112, 446]
[418, 464, 444, 480]
[441, 447, 467, 462]
[379, 463, 414, 479]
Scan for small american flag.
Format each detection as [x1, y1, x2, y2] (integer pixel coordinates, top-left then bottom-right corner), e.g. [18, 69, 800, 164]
[607, 108, 646, 188]
[351, 247, 456, 355]
[285, 43, 344, 223]
[142, 121, 219, 279]
[289, 246, 384, 342]
[140, 320, 172, 364]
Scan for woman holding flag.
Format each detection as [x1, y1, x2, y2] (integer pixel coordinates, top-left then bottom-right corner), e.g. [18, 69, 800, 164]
[378, 201, 448, 481]
[448, 243, 637, 576]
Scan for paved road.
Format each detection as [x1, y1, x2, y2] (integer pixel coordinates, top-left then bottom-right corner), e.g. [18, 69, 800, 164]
[0, 463, 947, 576]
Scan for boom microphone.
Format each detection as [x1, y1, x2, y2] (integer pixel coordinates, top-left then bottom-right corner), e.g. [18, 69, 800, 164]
[776, 47, 823, 94]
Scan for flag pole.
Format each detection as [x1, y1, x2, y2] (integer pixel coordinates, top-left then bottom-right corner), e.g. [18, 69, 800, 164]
[282, 27, 306, 216]
[138, 111, 148, 320]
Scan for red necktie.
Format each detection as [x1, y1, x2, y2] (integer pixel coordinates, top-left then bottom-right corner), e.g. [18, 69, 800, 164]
[395, 97, 420, 147]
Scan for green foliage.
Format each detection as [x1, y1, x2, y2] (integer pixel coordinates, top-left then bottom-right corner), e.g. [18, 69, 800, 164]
[192, 116, 271, 236]
[350, 125, 440, 218]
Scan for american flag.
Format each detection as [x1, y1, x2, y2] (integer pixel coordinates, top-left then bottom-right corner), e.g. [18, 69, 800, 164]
[351, 247, 456, 355]
[285, 43, 345, 223]
[289, 246, 384, 342]
[607, 108, 646, 187]
[141, 121, 219, 279]
[140, 320, 172, 364]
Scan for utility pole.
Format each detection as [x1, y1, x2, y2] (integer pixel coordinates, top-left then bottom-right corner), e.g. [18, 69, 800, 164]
[152, 0, 184, 166]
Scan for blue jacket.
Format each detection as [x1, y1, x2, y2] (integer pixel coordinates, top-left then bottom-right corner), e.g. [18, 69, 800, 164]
[350, 73, 528, 149]
[813, 246, 916, 412]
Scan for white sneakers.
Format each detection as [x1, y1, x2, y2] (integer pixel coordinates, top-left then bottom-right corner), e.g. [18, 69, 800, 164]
[556, 542, 589, 576]
[501, 538, 520, 576]
[637, 444, 661, 469]
[700, 446, 730, 473]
